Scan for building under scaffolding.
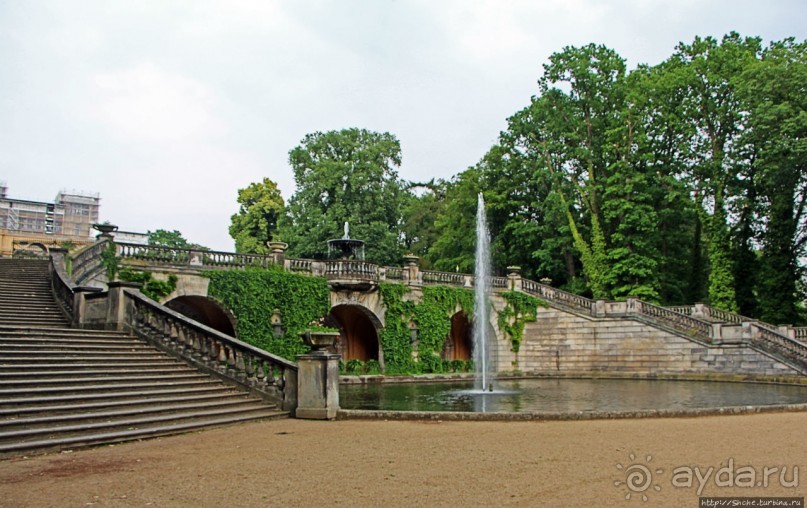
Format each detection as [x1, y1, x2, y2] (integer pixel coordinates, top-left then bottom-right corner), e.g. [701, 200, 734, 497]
[0, 183, 101, 256]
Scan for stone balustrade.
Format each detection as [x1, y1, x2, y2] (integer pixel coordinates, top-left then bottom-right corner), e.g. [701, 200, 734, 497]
[421, 270, 469, 286]
[631, 299, 712, 341]
[124, 290, 297, 410]
[71, 239, 110, 285]
[64, 238, 807, 374]
[117, 242, 275, 269]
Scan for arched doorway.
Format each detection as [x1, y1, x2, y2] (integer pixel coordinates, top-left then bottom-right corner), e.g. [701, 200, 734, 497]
[329, 305, 381, 364]
[443, 311, 472, 361]
[165, 296, 237, 337]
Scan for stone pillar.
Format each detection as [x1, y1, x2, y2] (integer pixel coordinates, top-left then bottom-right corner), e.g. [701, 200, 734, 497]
[594, 299, 607, 318]
[295, 352, 340, 420]
[296, 331, 340, 420]
[74, 286, 103, 327]
[507, 266, 522, 291]
[105, 281, 142, 331]
[267, 241, 288, 267]
[403, 254, 420, 286]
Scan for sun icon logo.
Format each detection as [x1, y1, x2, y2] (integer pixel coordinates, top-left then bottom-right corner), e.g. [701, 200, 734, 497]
[614, 453, 664, 502]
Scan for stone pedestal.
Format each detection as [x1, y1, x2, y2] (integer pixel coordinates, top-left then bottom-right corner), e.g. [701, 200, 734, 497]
[295, 352, 340, 420]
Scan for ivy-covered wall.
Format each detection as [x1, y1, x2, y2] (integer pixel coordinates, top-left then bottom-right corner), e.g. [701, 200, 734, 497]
[379, 283, 475, 374]
[200, 268, 546, 374]
[205, 267, 331, 360]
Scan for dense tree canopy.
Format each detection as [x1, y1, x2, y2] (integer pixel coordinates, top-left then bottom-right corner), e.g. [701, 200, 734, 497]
[229, 178, 285, 254]
[231, 33, 806, 325]
[279, 128, 408, 266]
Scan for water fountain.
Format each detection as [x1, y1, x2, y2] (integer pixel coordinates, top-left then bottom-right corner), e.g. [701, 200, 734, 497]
[327, 222, 365, 260]
[337, 199, 807, 416]
[473, 193, 494, 392]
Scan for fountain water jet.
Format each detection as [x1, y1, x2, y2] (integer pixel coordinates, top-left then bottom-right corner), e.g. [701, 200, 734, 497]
[473, 193, 494, 392]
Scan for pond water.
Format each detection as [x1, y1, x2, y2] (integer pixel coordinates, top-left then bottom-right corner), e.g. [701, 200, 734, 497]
[339, 378, 807, 413]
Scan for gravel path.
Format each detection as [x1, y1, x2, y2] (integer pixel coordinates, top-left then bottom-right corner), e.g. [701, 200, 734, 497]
[1, 413, 805, 507]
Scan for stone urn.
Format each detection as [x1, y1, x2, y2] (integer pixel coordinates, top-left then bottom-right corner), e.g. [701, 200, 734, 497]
[266, 241, 288, 254]
[300, 330, 339, 354]
[92, 223, 118, 238]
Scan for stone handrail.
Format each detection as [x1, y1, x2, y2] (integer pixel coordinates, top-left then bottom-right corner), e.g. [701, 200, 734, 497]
[521, 278, 595, 314]
[794, 328, 807, 341]
[71, 239, 110, 284]
[751, 325, 807, 369]
[288, 258, 314, 273]
[123, 289, 298, 411]
[49, 251, 77, 323]
[324, 260, 378, 279]
[65, 238, 807, 372]
[383, 266, 404, 280]
[421, 270, 467, 286]
[632, 300, 712, 341]
[490, 276, 509, 289]
[117, 242, 275, 269]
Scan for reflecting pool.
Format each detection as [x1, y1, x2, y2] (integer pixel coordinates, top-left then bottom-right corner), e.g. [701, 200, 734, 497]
[339, 378, 807, 413]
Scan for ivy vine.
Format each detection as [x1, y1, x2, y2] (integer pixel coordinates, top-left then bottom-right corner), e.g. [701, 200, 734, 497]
[378, 283, 475, 374]
[100, 242, 119, 281]
[205, 267, 331, 361]
[118, 268, 178, 302]
[497, 291, 547, 353]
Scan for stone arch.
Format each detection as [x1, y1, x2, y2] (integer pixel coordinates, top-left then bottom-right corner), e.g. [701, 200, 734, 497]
[329, 304, 383, 366]
[164, 295, 237, 337]
[443, 311, 473, 361]
[14, 242, 49, 258]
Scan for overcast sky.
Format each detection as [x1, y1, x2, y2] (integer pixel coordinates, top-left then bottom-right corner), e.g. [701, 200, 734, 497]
[2, 1, 805, 251]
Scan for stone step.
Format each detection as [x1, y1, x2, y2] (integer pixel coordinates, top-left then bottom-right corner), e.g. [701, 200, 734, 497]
[0, 326, 131, 337]
[0, 391, 254, 417]
[0, 378, 222, 398]
[0, 405, 277, 442]
[0, 342, 154, 352]
[0, 336, 145, 346]
[0, 366, 195, 380]
[0, 319, 69, 328]
[0, 351, 173, 360]
[0, 409, 287, 457]
[1, 360, 185, 370]
[0, 372, 211, 388]
[0, 385, 236, 407]
[0, 397, 273, 429]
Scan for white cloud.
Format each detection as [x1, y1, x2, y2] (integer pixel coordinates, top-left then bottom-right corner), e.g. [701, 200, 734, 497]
[91, 63, 227, 143]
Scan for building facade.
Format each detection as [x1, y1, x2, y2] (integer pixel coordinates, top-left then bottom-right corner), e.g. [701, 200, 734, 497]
[0, 183, 101, 257]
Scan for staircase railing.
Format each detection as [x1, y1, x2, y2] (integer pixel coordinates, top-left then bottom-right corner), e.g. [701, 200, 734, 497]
[49, 251, 76, 323]
[123, 289, 298, 411]
[71, 239, 110, 285]
[521, 278, 595, 314]
[631, 300, 712, 341]
[116, 242, 276, 269]
[66, 237, 807, 374]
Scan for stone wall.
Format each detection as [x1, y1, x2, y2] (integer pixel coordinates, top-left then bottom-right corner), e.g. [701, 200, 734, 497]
[501, 307, 799, 377]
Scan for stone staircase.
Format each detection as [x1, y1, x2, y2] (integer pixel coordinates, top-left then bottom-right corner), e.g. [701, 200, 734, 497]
[0, 258, 287, 457]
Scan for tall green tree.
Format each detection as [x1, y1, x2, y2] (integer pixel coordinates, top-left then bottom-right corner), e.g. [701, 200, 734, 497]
[653, 33, 763, 311]
[279, 128, 409, 265]
[400, 180, 448, 268]
[425, 169, 481, 273]
[738, 39, 807, 324]
[229, 178, 285, 254]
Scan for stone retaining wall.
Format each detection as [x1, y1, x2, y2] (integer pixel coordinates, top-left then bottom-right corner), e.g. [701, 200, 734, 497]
[502, 307, 799, 377]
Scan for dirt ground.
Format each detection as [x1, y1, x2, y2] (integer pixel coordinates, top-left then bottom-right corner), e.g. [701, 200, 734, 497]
[1, 413, 805, 507]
